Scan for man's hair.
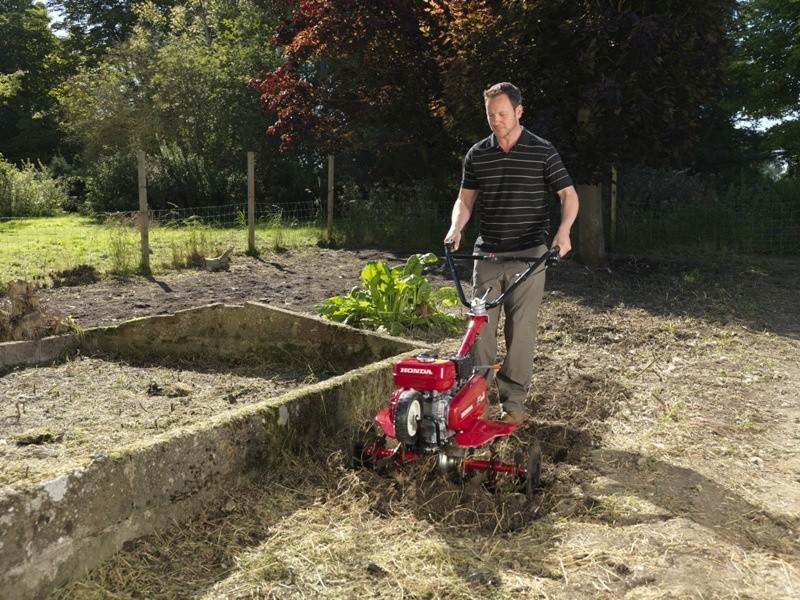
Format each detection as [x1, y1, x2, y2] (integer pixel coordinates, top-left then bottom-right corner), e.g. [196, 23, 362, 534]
[483, 82, 522, 108]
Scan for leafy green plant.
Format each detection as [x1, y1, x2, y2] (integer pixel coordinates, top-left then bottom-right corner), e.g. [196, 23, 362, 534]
[316, 253, 461, 336]
[0, 157, 68, 217]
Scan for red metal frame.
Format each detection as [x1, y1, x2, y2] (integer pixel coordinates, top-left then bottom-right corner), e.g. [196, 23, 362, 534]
[456, 313, 487, 358]
[358, 443, 529, 478]
[357, 246, 561, 489]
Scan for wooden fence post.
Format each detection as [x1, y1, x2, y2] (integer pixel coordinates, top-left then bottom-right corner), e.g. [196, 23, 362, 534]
[326, 154, 335, 239]
[137, 150, 150, 274]
[247, 151, 255, 255]
[576, 183, 607, 267]
[610, 165, 618, 248]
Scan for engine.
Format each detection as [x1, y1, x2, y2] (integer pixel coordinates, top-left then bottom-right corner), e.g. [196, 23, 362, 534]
[387, 352, 486, 451]
[416, 389, 455, 448]
[392, 354, 456, 392]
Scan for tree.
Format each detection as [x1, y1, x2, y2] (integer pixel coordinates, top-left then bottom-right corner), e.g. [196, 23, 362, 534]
[47, 0, 178, 65]
[58, 0, 278, 162]
[440, 1, 736, 264]
[249, 0, 456, 182]
[253, 1, 737, 264]
[0, 0, 65, 163]
[55, 0, 297, 210]
[729, 0, 800, 176]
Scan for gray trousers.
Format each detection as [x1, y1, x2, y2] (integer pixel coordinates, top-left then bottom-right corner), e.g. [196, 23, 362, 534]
[472, 244, 547, 415]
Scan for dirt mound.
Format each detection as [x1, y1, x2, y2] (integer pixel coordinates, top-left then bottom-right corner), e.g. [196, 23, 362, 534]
[0, 280, 75, 342]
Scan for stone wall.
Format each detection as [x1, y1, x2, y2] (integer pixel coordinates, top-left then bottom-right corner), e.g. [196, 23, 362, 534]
[0, 303, 424, 599]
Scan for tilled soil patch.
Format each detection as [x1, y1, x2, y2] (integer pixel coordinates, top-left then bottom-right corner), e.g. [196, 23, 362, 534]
[0, 356, 317, 487]
[5, 248, 799, 598]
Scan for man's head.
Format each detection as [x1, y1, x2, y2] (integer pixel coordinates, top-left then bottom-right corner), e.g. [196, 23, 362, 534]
[483, 82, 523, 140]
[483, 82, 522, 108]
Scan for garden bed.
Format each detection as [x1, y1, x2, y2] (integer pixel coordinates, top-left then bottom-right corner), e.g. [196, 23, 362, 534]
[0, 301, 421, 600]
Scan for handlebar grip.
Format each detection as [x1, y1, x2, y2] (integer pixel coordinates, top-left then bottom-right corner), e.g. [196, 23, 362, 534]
[547, 245, 561, 267]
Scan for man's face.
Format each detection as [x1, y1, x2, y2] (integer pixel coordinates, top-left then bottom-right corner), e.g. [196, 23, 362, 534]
[485, 94, 522, 139]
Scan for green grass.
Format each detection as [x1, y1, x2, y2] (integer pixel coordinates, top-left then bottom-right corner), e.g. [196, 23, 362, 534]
[0, 215, 324, 283]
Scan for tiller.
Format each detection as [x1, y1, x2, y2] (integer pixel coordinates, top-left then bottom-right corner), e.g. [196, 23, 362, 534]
[354, 243, 560, 496]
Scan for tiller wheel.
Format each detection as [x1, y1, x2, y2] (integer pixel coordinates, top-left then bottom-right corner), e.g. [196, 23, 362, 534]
[354, 438, 542, 497]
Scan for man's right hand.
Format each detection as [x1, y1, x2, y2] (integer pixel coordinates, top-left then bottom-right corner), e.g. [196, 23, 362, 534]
[444, 228, 461, 251]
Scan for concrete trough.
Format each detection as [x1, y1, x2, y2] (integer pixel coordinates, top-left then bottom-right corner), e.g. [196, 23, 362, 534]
[0, 302, 425, 600]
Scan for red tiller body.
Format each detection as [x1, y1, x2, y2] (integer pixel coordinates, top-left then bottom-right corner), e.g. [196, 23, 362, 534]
[356, 244, 560, 489]
[392, 356, 456, 392]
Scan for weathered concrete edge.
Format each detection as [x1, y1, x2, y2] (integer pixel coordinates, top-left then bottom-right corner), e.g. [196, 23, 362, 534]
[0, 334, 78, 370]
[0, 347, 428, 600]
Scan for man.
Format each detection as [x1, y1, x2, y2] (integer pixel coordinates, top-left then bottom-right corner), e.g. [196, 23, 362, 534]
[444, 82, 579, 424]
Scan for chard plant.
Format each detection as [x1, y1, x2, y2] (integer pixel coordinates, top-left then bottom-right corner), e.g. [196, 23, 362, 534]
[316, 253, 462, 336]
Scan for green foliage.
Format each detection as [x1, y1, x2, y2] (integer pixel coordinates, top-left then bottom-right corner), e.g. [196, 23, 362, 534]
[316, 253, 461, 336]
[731, 0, 800, 121]
[85, 151, 138, 213]
[164, 216, 216, 269]
[0, 156, 68, 217]
[0, 0, 66, 163]
[49, 0, 177, 66]
[333, 180, 454, 251]
[255, 0, 736, 184]
[55, 0, 306, 210]
[48, 154, 88, 213]
[147, 144, 242, 209]
[86, 145, 246, 213]
[104, 217, 138, 276]
[727, 0, 800, 176]
[616, 165, 800, 254]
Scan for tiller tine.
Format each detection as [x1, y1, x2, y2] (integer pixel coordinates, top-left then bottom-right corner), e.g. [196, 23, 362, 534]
[358, 443, 423, 467]
[463, 457, 526, 478]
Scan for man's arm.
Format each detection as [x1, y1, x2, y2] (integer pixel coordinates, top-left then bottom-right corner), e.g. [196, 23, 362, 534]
[444, 188, 479, 251]
[552, 185, 579, 257]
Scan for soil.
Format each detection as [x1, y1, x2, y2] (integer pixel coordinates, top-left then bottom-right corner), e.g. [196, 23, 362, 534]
[4, 248, 800, 599]
[35, 248, 414, 329]
[1, 248, 415, 486]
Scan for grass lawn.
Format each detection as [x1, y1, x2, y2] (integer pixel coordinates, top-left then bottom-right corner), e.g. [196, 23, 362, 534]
[0, 214, 324, 283]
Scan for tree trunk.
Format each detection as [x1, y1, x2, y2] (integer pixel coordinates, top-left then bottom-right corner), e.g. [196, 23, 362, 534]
[576, 183, 607, 267]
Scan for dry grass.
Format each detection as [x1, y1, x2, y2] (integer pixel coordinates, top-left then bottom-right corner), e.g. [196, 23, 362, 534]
[0, 356, 318, 487]
[31, 255, 800, 598]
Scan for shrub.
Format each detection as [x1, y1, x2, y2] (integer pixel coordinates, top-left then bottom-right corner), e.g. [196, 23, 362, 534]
[333, 179, 454, 250]
[48, 155, 88, 214]
[87, 146, 245, 214]
[616, 165, 800, 255]
[146, 144, 234, 210]
[316, 253, 461, 336]
[86, 151, 139, 213]
[0, 156, 67, 217]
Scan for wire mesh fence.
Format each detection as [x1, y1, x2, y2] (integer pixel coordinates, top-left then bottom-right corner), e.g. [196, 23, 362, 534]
[610, 167, 800, 255]
[0, 200, 325, 282]
[1, 183, 798, 283]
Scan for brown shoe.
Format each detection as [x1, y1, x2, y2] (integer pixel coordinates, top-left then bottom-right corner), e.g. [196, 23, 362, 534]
[500, 411, 525, 424]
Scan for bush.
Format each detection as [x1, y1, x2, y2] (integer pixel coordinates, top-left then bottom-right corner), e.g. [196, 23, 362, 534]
[87, 146, 247, 214]
[86, 151, 139, 213]
[615, 165, 800, 255]
[0, 156, 68, 217]
[334, 179, 454, 250]
[615, 165, 717, 251]
[146, 144, 239, 210]
[48, 155, 88, 214]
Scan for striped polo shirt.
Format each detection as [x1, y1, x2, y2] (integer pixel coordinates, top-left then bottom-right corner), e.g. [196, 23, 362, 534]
[461, 127, 573, 252]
